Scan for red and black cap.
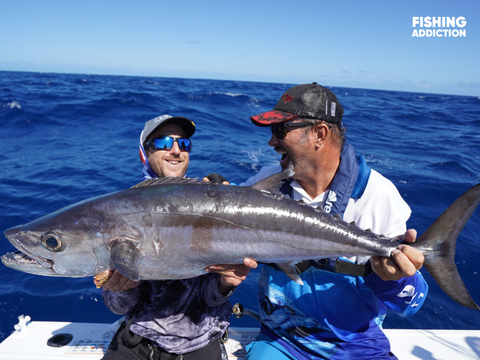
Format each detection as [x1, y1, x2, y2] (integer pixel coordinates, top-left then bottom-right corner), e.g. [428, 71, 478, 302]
[251, 82, 344, 126]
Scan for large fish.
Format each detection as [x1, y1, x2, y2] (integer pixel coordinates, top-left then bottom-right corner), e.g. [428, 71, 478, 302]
[2, 170, 480, 310]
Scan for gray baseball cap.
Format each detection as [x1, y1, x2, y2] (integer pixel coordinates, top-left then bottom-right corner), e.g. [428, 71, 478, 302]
[140, 114, 196, 145]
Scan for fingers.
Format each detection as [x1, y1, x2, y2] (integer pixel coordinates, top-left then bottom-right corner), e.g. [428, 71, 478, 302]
[205, 258, 258, 292]
[205, 258, 258, 275]
[205, 264, 249, 277]
[395, 245, 424, 271]
[202, 177, 230, 185]
[391, 249, 417, 277]
[244, 257, 258, 269]
[371, 255, 401, 281]
[208, 264, 249, 294]
[202, 173, 230, 185]
[94, 270, 113, 288]
[370, 228, 421, 281]
[371, 244, 425, 281]
[98, 270, 140, 292]
[402, 229, 417, 243]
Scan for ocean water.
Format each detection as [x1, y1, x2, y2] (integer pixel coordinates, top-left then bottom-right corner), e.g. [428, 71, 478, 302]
[0, 70, 479, 341]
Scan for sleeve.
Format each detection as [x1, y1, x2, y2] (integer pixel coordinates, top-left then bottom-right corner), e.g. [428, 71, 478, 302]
[367, 267, 429, 317]
[199, 273, 235, 307]
[344, 170, 412, 239]
[101, 283, 143, 315]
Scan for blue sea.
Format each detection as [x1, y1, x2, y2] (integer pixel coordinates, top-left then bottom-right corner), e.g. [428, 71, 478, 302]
[0, 70, 479, 341]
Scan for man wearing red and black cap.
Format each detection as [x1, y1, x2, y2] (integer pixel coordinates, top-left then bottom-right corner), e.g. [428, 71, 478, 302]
[243, 83, 428, 360]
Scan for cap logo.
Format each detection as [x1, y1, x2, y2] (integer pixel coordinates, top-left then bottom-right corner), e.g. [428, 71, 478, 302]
[331, 102, 336, 117]
[281, 93, 294, 104]
[154, 114, 172, 123]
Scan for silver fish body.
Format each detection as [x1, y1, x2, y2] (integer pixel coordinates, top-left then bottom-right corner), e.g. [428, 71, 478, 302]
[2, 170, 480, 310]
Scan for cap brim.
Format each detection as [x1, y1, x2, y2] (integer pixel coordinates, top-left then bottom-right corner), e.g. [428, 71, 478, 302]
[250, 110, 299, 126]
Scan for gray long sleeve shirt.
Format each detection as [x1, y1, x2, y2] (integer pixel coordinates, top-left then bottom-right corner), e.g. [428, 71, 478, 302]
[101, 273, 233, 354]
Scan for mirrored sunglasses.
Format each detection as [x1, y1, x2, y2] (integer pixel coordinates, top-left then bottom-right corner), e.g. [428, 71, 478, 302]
[145, 136, 192, 152]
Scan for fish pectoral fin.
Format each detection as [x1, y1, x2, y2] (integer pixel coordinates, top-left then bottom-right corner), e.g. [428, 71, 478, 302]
[110, 240, 145, 281]
[251, 168, 294, 195]
[276, 262, 304, 285]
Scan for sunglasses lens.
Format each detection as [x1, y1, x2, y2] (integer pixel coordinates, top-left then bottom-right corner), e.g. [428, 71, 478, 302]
[271, 123, 286, 139]
[153, 137, 192, 152]
[177, 139, 192, 152]
[154, 137, 174, 150]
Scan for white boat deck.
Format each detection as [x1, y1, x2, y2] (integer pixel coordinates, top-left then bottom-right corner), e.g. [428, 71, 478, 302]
[0, 316, 479, 359]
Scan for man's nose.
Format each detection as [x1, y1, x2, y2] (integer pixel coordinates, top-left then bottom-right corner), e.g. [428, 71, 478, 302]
[268, 133, 279, 147]
[169, 141, 181, 155]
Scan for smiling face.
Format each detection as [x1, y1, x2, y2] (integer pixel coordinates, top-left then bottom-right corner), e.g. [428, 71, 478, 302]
[268, 120, 316, 171]
[145, 123, 190, 178]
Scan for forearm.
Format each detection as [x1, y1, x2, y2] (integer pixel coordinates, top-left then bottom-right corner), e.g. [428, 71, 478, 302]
[101, 284, 143, 315]
[368, 267, 429, 317]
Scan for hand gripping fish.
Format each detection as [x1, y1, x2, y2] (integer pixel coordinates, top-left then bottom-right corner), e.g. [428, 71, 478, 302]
[2, 169, 480, 310]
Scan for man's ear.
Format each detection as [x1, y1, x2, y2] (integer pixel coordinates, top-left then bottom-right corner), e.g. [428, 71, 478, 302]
[314, 123, 329, 147]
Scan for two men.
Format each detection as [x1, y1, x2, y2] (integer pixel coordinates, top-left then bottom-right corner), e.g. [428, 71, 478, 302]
[98, 114, 254, 360]
[100, 82, 428, 359]
[241, 83, 428, 359]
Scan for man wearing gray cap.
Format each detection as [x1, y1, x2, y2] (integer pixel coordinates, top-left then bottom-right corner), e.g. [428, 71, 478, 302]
[97, 115, 255, 360]
[240, 83, 428, 360]
[139, 114, 195, 180]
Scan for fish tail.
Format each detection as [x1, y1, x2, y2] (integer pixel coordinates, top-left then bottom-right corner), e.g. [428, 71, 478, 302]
[415, 183, 480, 310]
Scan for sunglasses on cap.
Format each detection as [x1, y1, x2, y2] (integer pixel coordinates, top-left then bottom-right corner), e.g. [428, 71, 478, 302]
[271, 122, 314, 140]
[145, 136, 192, 152]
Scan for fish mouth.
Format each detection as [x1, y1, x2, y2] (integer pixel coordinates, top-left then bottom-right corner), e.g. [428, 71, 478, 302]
[1, 250, 58, 276]
[2, 228, 58, 276]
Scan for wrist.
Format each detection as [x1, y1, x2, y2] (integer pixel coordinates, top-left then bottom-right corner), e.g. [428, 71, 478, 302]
[218, 277, 235, 296]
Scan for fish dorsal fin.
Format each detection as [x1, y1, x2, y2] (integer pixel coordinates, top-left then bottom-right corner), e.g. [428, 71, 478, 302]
[251, 167, 295, 195]
[130, 177, 201, 189]
[349, 221, 363, 230]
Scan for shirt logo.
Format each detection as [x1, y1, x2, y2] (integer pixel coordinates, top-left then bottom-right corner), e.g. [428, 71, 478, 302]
[397, 285, 424, 307]
[397, 285, 415, 298]
[323, 191, 337, 213]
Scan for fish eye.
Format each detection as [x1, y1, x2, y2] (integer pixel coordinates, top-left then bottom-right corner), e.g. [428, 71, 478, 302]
[41, 232, 63, 252]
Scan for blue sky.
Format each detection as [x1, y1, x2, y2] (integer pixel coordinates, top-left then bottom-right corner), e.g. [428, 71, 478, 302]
[1, 0, 479, 96]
